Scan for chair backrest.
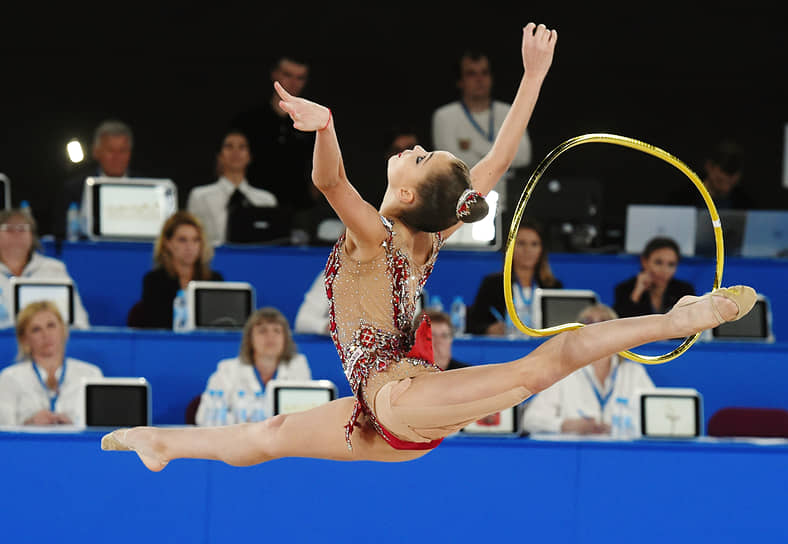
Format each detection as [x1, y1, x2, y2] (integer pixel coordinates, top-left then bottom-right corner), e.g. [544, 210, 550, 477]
[707, 407, 788, 438]
[184, 394, 202, 425]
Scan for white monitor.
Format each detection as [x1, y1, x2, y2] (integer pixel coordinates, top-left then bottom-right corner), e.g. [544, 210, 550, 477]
[9, 277, 74, 325]
[185, 281, 255, 330]
[532, 288, 598, 329]
[695, 209, 747, 257]
[269, 380, 337, 415]
[443, 190, 501, 251]
[82, 176, 178, 241]
[636, 387, 702, 439]
[79, 377, 151, 428]
[625, 205, 696, 256]
[0, 173, 10, 210]
[459, 405, 520, 436]
[741, 210, 788, 258]
[712, 294, 774, 342]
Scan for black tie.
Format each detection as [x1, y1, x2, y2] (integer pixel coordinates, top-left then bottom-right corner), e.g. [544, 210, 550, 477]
[227, 188, 247, 212]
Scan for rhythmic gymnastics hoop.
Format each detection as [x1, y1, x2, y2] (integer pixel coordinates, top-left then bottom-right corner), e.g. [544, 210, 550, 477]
[503, 133, 723, 364]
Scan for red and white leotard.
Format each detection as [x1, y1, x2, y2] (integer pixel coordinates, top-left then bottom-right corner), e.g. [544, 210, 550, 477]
[324, 216, 444, 450]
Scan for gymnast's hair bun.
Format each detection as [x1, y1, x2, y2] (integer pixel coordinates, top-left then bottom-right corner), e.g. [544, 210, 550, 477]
[455, 189, 489, 223]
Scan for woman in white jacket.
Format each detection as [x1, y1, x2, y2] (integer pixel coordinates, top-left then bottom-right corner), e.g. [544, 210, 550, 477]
[195, 307, 311, 425]
[0, 209, 90, 328]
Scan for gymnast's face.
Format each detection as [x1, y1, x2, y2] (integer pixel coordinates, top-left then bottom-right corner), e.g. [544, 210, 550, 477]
[386, 146, 454, 190]
[640, 247, 679, 289]
[251, 320, 286, 361]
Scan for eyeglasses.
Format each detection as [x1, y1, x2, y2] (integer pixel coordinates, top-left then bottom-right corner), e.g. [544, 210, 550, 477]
[0, 223, 33, 232]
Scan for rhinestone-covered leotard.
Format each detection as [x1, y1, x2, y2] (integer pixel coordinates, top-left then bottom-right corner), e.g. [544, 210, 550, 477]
[324, 216, 443, 450]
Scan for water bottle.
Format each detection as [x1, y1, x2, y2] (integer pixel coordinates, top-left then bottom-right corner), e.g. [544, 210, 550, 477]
[429, 295, 444, 312]
[19, 200, 32, 216]
[235, 389, 250, 423]
[612, 397, 631, 439]
[66, 202, 81, 241]
[0, 288, 8, 326]
[205, 389, 217, 426]
[216, 390, 228, 425]
[172, 289, 188, 332]
[251, 390, 267, 422]
[450, 296, 466, 335]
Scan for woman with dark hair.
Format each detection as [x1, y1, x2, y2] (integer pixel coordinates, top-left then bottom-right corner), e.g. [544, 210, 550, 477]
[467, 220, 562, 335]
[103, 23, 755, 472]
[195, 307, 311, 426]
[133, 211, 223, 329]
[613, 236, 695, 318]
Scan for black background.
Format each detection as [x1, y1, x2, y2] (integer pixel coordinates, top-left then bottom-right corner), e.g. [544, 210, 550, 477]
[2, 4, 786, 239]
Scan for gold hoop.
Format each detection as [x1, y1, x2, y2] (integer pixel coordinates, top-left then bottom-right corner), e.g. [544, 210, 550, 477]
[503, 133, 723, 364]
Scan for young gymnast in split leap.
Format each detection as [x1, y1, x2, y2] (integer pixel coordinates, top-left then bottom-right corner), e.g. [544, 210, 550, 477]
[102, 23, 756, 470]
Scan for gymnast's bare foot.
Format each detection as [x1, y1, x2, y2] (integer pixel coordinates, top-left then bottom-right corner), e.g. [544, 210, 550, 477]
[101, 427, 169, 472]
[668, 285, 756, 336]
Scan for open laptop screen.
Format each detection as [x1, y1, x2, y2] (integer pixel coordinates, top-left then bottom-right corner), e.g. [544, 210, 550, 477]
[13, 282, 74, 325]
[713, 298, 769, 340]
[85, 383, 150, 427]
[273, 385, 336, 415]
[534, 289, 598, 329]
[640, 394, 700, 438]
[87, 178, 177, 240]
[194, 287, 253, 329]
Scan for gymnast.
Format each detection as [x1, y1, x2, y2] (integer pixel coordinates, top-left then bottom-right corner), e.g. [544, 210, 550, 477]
[102, 22, 756, 471]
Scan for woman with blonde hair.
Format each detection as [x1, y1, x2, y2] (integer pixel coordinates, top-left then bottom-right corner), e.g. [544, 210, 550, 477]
[133, 211, 223, 328]
[194, 307, 311, 426]
[0, 301, 102, 425]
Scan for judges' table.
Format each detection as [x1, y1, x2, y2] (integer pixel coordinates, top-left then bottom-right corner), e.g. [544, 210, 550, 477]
[43, 240, 788, 342]
[0, 430, 785, 544]
[0, 329, 785, 429]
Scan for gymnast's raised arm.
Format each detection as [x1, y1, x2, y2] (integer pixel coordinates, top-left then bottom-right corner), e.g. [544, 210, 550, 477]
[469, 23, 557, 197]
[274, 81, 387, 254]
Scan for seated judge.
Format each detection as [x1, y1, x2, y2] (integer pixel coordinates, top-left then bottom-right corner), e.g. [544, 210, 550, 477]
[419, 309, 469, 371]
[0, 301, 102, 425]
[187, 130, 278, 246]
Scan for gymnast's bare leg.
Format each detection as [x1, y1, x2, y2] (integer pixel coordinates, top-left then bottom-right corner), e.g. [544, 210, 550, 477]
[103, 288, 748, 471]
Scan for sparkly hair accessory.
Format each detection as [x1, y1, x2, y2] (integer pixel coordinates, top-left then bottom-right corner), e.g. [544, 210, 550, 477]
[455, 189, 483, 220]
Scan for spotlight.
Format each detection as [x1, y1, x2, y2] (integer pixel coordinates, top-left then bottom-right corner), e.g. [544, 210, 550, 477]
[67, 139, 84, 163]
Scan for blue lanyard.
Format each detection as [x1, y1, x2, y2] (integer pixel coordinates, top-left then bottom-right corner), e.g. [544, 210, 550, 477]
[512, 281, 533, 309]
[252, 365, 278, 392]
[583, 362, 619, 413]
[32, 359, 67, 412]
[460, 101, 495, 142]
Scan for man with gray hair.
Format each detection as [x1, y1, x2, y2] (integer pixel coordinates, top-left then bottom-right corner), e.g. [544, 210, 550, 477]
[53, 119, 136, 239]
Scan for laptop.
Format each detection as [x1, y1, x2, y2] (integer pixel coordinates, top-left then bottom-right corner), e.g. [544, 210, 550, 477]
[9, 278, 75, 325]
[712, 295, 774, 342]
[741, 210, 788, 258]
[226, 205, 292, 244]
[83, 177, 178, 241]
[625, 205, 697, 256]
[269, 380, 338, 415]
[532, 288, 599, 329]
[636, 387, 702, 439]
[695, 209, 747, 257]
[80, 377, 151, 428]
[185, 281, 255, 330]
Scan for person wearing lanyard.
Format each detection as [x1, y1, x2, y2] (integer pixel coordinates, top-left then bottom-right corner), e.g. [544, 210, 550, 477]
[520, 304, 655, 435]
[0, 300, 102, 426]
[194, 307, 312, 426]
[467, 220, 562, 336]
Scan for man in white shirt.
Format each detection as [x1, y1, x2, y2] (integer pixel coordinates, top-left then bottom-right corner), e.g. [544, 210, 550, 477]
[187, 131, 278, 245]
[431, 50, 532, 214]
[294, 271, 330, 335]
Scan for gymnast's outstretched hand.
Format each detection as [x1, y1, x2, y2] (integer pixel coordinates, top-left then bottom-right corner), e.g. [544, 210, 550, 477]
[274, 81, 331, 132]
[522, 22, 557, 81]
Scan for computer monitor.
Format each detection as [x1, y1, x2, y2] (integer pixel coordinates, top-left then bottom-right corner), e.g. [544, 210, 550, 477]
[0, 173, 10, 210]
[625, 205, 696, 256]
[226, 205, 292, 244]
[459, 405, 520, 436]
[532, 288, 598, 329]
[82, 177, 178, 241]
[695, 209, 747, 258]
[9, 278, 74, 325]
[637, 387, 702, 439]
[185, 281, 254, 330]
[741, 210, 788, 258]
[712, 295, 773, 342]
[443, 190, 502, 251]
[269, 380, 337, 415]
[80, 377, 151, 428]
